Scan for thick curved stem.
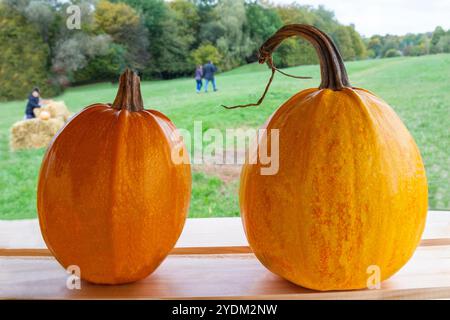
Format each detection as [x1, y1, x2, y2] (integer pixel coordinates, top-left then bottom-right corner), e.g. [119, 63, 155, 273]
[222, 24, 351, 109]
[112, 69, 144, 112]
[259, 24, 351, 90]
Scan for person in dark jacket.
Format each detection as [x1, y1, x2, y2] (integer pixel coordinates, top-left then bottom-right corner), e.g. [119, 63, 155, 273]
[203, 61, 218, 92]
[24, 88, 41, 119]
[195, 65, 203, 93]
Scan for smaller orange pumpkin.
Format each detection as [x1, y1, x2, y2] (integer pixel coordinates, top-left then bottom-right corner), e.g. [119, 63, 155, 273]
[37, 69, 191, 284]
[39, 110, 51, 120]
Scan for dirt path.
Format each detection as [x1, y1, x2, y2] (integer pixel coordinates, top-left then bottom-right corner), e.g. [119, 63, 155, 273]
[192, 163, 241, 183]
[191, 148, 246, 183]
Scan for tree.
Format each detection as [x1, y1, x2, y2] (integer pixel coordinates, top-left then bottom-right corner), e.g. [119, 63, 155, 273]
[368, 31, 439, 58]
[7, 0, 60, 64]
[384, 48, 401, 58]
[94, 0, 149, 71]
[437, 34, 450, 53]
[73, 43, 127, 83]
[276, 3, 314, 25]
[52, 33, 112, 84]
[380, 35, 401, 57]
[273, 38, 318, 68]
[23, 1, 55, 43]
[275, 4, 364, 66]
[348, 24, 366, 59]
[2, 0, 417, 99]
[313, 5, 338, 31]
[191, 43, 222, 65]
[431, 26, 446, 53]
[211, 0, 253, 70]
[115, 0, 193, 77]
[0, 3, 60, 100]
[159, 0, 201, 76]
[1, 0, 31, 11]
[245, 1, 282, 61]
[169, 0, 200, 45]
[156, 11, 197, 77]
[332, 26, 356, 60]
[95, 0, 140, 37]
[367, 36, 382, 58]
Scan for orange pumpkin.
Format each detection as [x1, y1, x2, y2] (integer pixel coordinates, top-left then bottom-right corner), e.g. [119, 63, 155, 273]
[37, 70, 191, 284]
[38, 110, 51, 120]
[236, 25, 428, 290]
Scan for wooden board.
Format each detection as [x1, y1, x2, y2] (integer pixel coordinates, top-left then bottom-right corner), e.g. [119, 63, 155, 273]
[1, 211, 450, 300]
[1, 246, 450, 300]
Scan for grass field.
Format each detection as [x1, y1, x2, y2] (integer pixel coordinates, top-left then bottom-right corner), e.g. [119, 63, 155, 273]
[0, 54, 449, 219]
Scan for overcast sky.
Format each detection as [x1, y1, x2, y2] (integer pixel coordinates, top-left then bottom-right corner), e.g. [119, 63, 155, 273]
[273, 0, 450, 36]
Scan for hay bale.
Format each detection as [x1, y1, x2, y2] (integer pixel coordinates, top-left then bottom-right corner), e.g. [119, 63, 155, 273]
[34, 100, 71, 121]
[11, 99, 70, 151]
[10, 118, 65, 151]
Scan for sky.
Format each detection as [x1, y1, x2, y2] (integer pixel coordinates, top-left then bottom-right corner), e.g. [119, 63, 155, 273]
[273, 0, 450, 36]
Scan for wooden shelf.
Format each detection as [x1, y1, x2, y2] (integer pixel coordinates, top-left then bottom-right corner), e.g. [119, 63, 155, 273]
[1, 211, 449, 299]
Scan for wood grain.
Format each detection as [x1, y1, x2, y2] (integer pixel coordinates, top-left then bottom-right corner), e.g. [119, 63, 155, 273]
[1, 211, 449, 299]
[1, 245, 450, 299]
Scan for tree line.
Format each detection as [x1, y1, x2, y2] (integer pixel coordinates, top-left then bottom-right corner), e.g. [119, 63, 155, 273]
[0, 0, 448, 101]
[366, 26, 450, 58]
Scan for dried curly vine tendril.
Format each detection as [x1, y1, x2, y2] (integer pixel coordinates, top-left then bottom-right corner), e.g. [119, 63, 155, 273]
[221, 24, 351, 109]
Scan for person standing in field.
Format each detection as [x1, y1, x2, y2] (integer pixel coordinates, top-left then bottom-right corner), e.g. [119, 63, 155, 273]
[24, 87, 41, 119]
[195, 65, 203, 93]
[203, 60, 218, 93]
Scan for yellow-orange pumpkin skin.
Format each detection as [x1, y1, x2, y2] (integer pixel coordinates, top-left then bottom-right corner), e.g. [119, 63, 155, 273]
[37, 73, 191, 284]
[240, 87, 428, 290]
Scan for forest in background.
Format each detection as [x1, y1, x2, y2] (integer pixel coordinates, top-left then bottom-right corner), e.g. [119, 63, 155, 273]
[1, 0, 449, 101]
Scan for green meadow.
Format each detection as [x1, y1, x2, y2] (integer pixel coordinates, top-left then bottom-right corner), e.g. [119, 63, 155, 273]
[1, 54, 449, 219]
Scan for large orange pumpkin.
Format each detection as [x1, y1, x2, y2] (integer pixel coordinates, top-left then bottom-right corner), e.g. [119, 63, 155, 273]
[236, 25, 428, 290]
[37, 70, 191, 284]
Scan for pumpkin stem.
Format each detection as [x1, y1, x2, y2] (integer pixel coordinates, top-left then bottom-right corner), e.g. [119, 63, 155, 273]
[222, 24, 351, 109]
[112, 69, 144, 112]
